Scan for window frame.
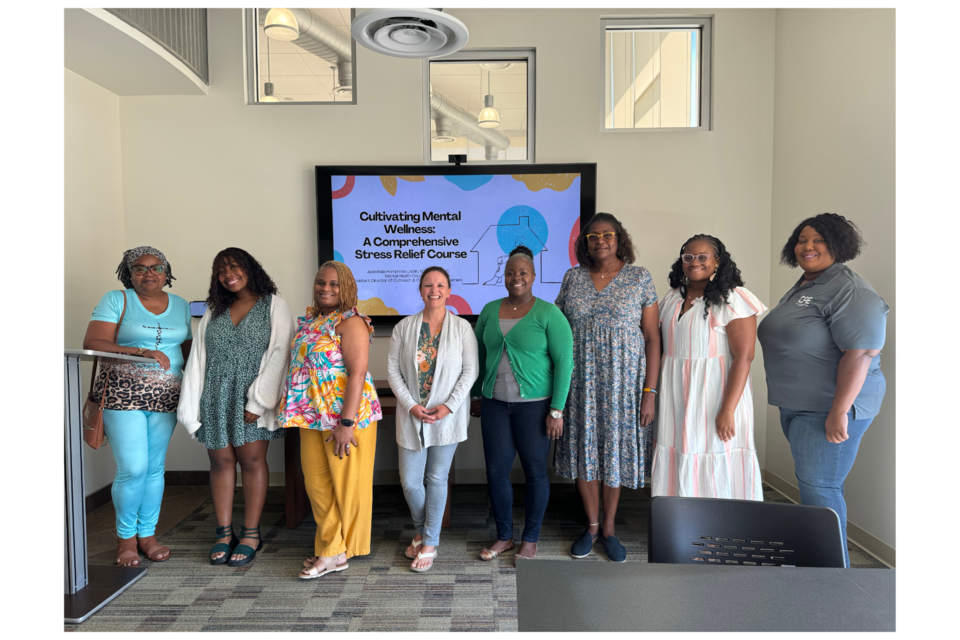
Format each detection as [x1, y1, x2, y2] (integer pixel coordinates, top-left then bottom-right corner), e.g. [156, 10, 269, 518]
[421, 48, 536, 165]
[600, 16, 713, 132]
[242, 8, 358, 106]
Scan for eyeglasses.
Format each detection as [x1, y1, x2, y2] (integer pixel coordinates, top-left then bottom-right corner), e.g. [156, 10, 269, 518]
[131, 264, 166, 276]
[585, 231, 617, 243]
[681, 253, 714, 264]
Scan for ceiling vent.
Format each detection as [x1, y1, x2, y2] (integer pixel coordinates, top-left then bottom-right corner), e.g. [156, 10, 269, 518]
[351, 9, 468, 59]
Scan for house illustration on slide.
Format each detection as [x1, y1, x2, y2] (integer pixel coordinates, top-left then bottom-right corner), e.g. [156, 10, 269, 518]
[466, 216, 550, 285]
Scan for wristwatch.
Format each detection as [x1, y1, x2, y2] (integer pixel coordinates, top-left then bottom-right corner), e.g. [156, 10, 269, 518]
[339, 418, 355, 427]
[549, 409, 563, 420]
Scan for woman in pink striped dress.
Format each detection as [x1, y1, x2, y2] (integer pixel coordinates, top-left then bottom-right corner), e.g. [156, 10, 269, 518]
[651, 235, 767, 500]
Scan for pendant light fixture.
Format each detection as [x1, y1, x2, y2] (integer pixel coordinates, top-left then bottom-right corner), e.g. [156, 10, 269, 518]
[262, 33, 279, 102]
[477, 69, 500, 129]
[264, 8, 300, 41]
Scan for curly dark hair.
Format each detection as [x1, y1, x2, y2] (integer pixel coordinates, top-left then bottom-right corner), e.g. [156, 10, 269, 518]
[575, 212, 636, 268]
[508, 245, 535, 269]
[419, 266, 451, 288]
[206, 248, 278, 317]
[668, 234, 744, 318]
[115, 253, 176, 289]
[780, 213, 864, 267]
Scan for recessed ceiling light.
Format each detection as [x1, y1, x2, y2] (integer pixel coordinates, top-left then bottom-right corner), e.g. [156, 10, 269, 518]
[333, 86, 352, 96]
[432, 135, 457, 143]
[479, 62, 513, 71]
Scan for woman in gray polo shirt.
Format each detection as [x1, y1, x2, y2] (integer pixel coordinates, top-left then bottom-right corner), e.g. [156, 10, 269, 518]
[757, 213, 889, 568]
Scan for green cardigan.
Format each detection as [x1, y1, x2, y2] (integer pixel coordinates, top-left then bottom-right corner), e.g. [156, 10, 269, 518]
[471, 298, 574, 410]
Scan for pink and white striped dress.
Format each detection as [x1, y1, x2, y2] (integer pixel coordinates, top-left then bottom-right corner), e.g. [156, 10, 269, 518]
[651, 286, 767, 500]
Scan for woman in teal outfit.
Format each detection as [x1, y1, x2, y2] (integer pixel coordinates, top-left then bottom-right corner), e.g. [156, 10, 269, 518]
[178, 248, 294, 566]
[83, 246, 193, 568]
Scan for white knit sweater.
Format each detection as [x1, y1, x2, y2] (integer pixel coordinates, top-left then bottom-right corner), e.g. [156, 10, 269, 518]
[387, 310, 479, 451]
[177, 295, 295, 436]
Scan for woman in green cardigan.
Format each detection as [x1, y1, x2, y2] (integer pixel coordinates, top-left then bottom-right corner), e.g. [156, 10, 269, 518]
[469, 246, 574, 563]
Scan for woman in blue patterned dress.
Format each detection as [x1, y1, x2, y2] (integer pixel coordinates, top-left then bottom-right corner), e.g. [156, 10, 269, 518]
[554, 213, 660, 562]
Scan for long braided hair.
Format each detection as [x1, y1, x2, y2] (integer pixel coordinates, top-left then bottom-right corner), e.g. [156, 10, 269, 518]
[667, 234, 743, 318]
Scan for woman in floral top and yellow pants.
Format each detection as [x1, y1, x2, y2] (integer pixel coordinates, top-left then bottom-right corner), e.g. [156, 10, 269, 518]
[278, 261, 382, 579]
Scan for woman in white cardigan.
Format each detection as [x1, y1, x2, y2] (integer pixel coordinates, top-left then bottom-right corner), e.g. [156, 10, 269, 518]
[178, 249, 294, 567]
[387, 267, 479, 572]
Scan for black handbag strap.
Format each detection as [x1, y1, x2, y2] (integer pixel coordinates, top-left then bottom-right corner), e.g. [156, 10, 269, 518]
[89, 291, 128, 404]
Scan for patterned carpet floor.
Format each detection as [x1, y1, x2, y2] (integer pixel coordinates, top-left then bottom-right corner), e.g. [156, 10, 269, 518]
[66, 482, 887, 632]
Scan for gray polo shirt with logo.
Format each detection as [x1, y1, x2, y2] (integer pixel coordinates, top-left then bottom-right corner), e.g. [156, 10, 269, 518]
[757, 262, 889, 420]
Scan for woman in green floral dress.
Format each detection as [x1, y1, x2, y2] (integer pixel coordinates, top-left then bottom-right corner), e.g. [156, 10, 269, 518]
[178, 248, 294, 566]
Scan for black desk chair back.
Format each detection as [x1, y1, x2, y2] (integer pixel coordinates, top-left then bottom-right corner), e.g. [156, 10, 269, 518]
[648, 496, 845, 568]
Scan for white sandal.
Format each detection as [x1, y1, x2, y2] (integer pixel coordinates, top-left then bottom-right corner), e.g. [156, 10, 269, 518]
[404, 537, 424, 560]
[302, 554, 348, 569]
[410, 549, 437, 573]
[299, 555, 348, 580]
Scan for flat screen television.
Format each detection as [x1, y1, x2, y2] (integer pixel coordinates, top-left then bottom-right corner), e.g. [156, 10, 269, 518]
[316, 163, 597, 326]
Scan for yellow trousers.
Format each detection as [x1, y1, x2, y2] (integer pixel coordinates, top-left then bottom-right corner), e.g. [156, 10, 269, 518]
[299, 423, 377, 559]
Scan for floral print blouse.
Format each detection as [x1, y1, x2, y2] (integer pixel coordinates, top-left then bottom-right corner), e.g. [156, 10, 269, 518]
[416, 321, 442, 404]
[277, 307, 382, 431]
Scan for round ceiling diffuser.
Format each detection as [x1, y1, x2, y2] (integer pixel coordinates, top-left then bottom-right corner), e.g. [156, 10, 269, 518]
[351, 9, 469, 59]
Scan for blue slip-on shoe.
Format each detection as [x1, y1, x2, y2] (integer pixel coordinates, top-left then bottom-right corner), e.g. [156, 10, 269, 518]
[570, 526, 601, 559]
[602, 534, 627, 563]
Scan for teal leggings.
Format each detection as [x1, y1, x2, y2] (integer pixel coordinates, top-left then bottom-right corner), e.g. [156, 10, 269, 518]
[102, 410, 177, 538]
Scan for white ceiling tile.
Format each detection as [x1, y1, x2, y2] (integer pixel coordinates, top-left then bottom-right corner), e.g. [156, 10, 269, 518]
[301, 54, 337, 76]
[310, 8, 347, 26]
[260, 53, 312, 75]
[487, 74, 527, 93]
[430, 75, 485, 92]
[269, 75, 325, 94]
[338, 8, 352, 25]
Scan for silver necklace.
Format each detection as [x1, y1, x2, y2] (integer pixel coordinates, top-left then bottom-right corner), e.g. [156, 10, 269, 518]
[507, 296, 534, 311]
[595, 260, 623, 279]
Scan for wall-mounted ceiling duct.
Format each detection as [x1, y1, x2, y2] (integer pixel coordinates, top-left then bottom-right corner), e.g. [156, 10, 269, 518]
[430, 89, 510, 153]
[258, 8, 352, 89]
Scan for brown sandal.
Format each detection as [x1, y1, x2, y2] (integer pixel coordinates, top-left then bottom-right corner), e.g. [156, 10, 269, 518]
[116, 536, 140, 567]
[137, 535, 171, 562]
[514, 543, 537, 564]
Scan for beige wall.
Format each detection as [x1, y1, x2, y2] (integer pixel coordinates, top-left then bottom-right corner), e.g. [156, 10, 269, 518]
[99, 8, 777, 479]
[65, 69, 127, 493]
[767, 9, 896, 546]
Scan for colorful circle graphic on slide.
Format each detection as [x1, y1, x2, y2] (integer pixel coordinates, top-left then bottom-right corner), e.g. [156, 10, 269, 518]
[332, 175, 355, 199]
[497, 205, 549, 256]
[445, 294, 472, 315]
[568, 218, 580, 266]
[333, 250, 344, 263]
[444, 175, 493, 191]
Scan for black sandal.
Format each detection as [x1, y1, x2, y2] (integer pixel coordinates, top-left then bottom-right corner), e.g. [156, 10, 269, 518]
[209, 524, 238, 565]
[227, 525, 263, 567]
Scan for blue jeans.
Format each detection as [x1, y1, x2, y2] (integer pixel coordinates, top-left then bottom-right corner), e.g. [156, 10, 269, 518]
[397, 441, 458, 546]
[481, 397, 552, 543]
[102, 409, 178, 538]
[779, 408, 872, 568]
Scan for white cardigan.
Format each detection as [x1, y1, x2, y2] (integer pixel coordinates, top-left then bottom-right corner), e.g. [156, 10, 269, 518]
[177, 295, 295, 436]
[387, 310, 479, 451]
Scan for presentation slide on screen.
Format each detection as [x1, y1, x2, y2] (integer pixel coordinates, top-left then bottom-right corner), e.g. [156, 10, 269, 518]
[330, 173, 582, 316]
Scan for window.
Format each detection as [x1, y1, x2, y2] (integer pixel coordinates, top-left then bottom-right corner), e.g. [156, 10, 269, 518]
[244, 8, 357, 104]
[602, 17, 712, 130]
[421, 50, 536, 163]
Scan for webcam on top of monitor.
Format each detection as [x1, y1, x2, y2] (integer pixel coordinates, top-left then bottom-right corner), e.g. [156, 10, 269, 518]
[448, 154, 466, 166]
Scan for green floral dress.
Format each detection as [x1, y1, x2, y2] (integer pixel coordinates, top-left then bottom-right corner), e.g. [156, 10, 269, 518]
[198, 295, 286, 449]
[417, 321, 442, 404]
